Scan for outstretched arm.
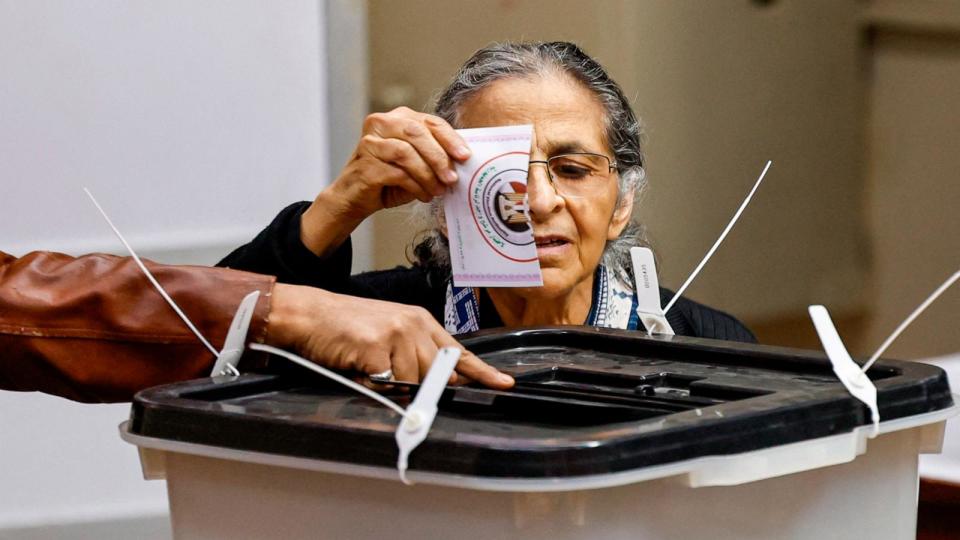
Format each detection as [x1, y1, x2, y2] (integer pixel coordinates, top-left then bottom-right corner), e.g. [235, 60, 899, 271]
[0, 250, 274, 402]
[0, 250, 512, 403]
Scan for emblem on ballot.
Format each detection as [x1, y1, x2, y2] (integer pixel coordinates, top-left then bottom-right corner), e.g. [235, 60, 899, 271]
[444, 125, 543, 287]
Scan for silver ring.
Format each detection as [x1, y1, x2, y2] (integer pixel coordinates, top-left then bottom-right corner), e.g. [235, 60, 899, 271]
[369, 368, 394, 383]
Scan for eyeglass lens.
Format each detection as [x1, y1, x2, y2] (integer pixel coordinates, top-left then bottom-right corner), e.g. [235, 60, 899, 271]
[545, 153, 612, 198]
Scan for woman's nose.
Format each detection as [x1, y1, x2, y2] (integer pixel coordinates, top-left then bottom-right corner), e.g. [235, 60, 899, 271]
[526, 164, 564, 219]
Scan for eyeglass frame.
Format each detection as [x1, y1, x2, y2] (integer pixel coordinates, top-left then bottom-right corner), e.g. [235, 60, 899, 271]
[527, 152, 619, 198]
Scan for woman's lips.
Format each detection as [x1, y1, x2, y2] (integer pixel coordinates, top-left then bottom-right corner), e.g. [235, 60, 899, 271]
[534, 235, 571, 258]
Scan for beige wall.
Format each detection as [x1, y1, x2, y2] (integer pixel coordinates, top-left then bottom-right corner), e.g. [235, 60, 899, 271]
[367, 0, 868, 324]
[611, 1, 867, 323]
[863, 1, 960, 359]
[363, 1, 958, 358]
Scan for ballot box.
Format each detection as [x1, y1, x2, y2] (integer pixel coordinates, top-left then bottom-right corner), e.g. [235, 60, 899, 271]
[121, 327, 957, 540]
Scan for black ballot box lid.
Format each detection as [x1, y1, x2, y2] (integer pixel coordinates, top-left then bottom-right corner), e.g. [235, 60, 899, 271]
[128, 327, 954, 478]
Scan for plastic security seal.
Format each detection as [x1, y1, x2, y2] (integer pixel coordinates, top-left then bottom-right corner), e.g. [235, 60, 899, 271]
[395, 347, 461, 484]
[807, 270, 959, 438]
[861, 269, 959, 373]
[808, 305, 880, 438]
[630, 247, 674, 335]
[84, 188, 223, 360]
[249, 343, 461, 485]
[211, 291, 260, 377]
[662, 161, 772, 316]
[85, 187, 262, 378]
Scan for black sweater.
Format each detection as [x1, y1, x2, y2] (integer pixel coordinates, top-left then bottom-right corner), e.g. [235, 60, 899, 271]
[219, 202, 756, 343]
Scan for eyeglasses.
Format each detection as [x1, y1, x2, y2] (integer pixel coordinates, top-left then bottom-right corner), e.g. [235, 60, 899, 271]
[528, 152, 618, 199]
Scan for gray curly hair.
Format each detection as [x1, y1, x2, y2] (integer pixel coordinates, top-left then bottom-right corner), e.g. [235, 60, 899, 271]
[410, 41, 649, 287]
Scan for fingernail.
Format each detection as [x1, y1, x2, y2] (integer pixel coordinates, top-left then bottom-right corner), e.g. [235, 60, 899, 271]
[498, 373, 514, 385]
[444, 169, 458, 183]
[456, 145, 471, 159]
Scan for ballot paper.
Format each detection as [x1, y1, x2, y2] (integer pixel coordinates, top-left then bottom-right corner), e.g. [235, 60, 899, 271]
[443, 125, 543, 287]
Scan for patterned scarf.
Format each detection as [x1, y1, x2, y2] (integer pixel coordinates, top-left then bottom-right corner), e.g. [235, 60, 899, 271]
[443, 265, 640, 335]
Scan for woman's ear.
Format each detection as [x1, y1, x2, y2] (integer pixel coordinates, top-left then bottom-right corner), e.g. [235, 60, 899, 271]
[607, 189, 634, 240]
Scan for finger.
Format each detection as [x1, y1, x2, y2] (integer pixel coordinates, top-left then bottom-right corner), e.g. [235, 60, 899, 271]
[388, 174, 437, 205]
[423, 114, 471, 163]
[451, 372, 474, 386]
[363, 136, 446, 197]
[414, 337, 440, 383]
[430, 330, 513, 390]
[356, 347, 392, 376]
[454, 349, 514, 390]
[391, 340, 420, 384]
[413, 328, 457, 384]
[355, 349, 394, 390]
[397, 117, 460, 186]
[430, 320, 514, 390]
[362, 158, 433, 205]
[368, 109, 460, 186]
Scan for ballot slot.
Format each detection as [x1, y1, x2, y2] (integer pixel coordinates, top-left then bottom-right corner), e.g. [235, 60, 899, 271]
[506, 367, 768, 406]
[406, 366, 771, 426]
[438, 387, 661, 425]
[510, 368, 719, 409]
[526, 371, 770, 407]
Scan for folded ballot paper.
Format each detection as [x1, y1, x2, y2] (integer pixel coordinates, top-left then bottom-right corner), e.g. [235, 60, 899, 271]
[443, 125, 543, 287]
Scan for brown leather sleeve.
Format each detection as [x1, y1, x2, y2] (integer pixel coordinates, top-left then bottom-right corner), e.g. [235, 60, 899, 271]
[0, 250, 275, 403]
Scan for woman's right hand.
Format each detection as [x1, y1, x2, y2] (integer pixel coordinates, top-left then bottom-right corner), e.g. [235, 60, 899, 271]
[299, 107, 471, 257]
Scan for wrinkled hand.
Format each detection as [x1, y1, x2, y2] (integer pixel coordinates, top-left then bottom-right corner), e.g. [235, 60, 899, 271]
[300, 107, 470, 257]
[334, 106, 470, 216]
[266, 283, 514, 390]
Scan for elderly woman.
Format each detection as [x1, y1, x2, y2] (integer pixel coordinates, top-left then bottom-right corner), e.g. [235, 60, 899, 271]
[220, 41, 754, 382]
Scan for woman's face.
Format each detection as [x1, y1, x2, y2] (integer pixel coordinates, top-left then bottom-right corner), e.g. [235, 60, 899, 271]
[457, 74, 633, 299]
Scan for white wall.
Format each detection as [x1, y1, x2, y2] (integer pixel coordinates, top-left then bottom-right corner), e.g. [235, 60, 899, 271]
[0, 395, 171, 538]
[0, 0, 327, 259]
[325, 0, 372, 273]
[0, 0, 330, 536]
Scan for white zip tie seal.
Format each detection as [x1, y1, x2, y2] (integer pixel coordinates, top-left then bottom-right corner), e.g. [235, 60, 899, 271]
[211, 291, 261, 377]
[251, 343, 460, 485]
[84, 188, 261, 374]
[630, 247, 674, 335]
[395, 347, 461, 485]
[84, 188, 219, 357]
[664, 160, 772, 315]
[862, 270, 960, 373]
[249, 343, 410, 417]
[808, 268, 959, 438]
[809, 305, 880, 438]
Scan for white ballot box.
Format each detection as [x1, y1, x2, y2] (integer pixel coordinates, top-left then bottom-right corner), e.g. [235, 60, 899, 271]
[122, 328, 957, 540]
